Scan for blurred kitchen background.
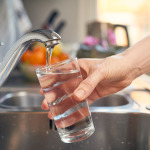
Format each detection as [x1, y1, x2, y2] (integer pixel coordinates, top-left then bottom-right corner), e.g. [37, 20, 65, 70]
[23, 0, 150, 44]
[21, 0, 150, 61]
[2, 0, 150, 84]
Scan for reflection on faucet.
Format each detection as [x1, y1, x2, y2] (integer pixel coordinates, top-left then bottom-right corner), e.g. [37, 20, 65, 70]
[0, 29, 61, 87]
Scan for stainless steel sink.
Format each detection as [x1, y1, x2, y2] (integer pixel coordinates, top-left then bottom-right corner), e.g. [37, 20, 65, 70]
[91, 94, 129, 107]
[90, 93, 140, 113]
[0, 91, 44, 111]
[0, 91, 139, 113]
[2, 92, 126, 108]
[0, 92, 130, 110]
[0, 87, 150, 150]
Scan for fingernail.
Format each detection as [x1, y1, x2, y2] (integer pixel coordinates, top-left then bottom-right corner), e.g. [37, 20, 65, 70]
[75, 89, 85, 99]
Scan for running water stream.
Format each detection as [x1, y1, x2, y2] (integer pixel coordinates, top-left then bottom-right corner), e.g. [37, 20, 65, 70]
[46, 47, 54, 67]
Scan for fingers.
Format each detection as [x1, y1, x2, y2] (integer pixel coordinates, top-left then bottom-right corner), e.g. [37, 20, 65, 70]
[54, 105, 90, 128]
[41, 99, 53, 119]
[44, 90, 57, 103]
[42, 99, 53, 120]
[48, 111, 53, 119]
[41, 99, 49, 110]
[73, 65, 105, 101]
[40, 89, 44, 95]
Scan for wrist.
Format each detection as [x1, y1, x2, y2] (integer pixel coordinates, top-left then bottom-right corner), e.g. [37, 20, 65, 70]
[118, 50, 142, 79]
[119, 36, 150, 78]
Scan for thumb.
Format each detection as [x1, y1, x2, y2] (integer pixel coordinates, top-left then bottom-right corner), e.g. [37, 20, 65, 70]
[73, 67, 104, 101]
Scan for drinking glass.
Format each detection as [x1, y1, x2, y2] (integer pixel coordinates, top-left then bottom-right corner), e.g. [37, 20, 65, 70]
[36, 58, 95, 143]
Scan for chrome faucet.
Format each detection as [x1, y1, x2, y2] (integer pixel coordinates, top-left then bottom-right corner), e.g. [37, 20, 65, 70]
[0, 29, 61, 86]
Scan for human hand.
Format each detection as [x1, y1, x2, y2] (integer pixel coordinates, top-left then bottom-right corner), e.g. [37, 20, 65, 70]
[41, 54, 140, 118]
[73, 55, 139, 104]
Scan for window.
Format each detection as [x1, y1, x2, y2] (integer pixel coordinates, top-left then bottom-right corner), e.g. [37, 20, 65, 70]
[97, 0, 150, 45]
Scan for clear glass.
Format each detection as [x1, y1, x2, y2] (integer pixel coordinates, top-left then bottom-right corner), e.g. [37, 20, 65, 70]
[36, 58, 95, 143]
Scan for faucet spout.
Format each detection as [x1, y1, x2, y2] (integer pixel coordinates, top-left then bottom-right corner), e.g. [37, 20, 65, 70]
[0, 29, 61, 86]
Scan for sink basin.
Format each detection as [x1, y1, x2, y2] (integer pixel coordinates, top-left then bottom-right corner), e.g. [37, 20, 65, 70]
[0, 92, 131, 111]
[0, 91, 44, 111]
[0, 88, 150, 150]
[90, 94, 129, 107]
[89, 93, 139, 113]
[0, 111, 149, 150]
